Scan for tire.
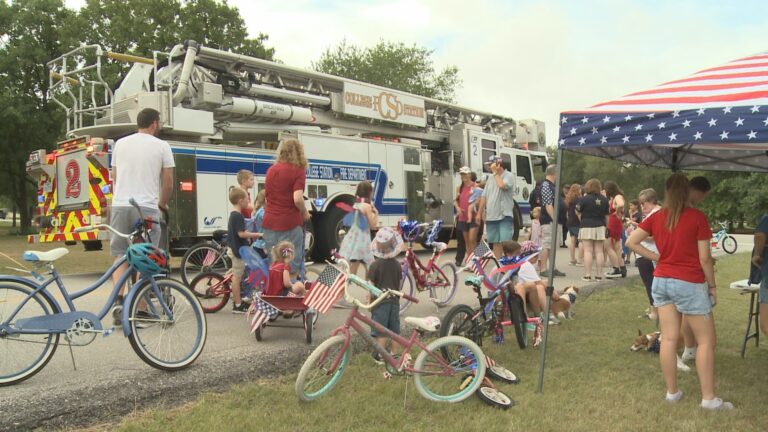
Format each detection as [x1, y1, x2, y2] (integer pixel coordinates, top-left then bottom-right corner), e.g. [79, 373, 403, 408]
[413, 335, 486, 403]
[254, 326, 263, 342]
[82, 240, 103, 251]
[0, 282, 60, 386]
[512, 204, 522, 241]
[440, 304, 482, 345]
[476, 386, 514, 409]
[399, 272, 416, 313]
[508, 294, 528, 349]
[303, 311, 314, 344]
[304, 219, 316, 261]
[431, 263, 458, 306]
[295, 335, 350, 401]
[316, 205, 348, 261]
[127, 278, 207, 370]
[188, 272, 230, 313]
[487, 364, 520, 384]
[180, 242, 231, 286]
[722, 235, 738, 254]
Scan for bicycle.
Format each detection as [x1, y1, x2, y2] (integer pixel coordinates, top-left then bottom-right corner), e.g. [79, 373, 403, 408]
[180, 230, 231, 286]
[0, 199, 207, 386]
[295, 259, 487, 403]
[711, 221, 738, 254]
[397, 220, 458, 312]
[440, 253, 538, 350]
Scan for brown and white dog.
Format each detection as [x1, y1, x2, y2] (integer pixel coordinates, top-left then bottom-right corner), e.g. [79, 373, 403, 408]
[629, 330, 691, 371]
[551, 286, 579, 320]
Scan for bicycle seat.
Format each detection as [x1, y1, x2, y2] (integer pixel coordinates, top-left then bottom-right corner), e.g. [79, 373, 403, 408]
[431, 241, 447, 252]
[404, 316, 441, 332]
[22, 248, 69, 262]
[464, 275, 482, 288]
[212, 230, 227, 242]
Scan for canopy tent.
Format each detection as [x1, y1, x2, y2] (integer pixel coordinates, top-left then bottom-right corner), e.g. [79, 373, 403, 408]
[536, 51, 768, 393]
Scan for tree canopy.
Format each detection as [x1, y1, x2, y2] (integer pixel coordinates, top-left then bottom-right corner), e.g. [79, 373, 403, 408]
[313, 40, 461, 103]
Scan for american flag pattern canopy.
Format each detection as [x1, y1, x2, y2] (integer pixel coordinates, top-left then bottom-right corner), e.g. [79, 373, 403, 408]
[558, 51, 768, 171]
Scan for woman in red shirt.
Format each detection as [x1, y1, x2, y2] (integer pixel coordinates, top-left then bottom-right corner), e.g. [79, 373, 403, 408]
[263, 139, 311, 275]
[603, 181, 626, 278]
[454, 167, 478, 264]
[627, 173, 732, 410]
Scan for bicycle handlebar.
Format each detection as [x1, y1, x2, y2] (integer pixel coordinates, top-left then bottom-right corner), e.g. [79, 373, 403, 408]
[327, 259, 419, 309]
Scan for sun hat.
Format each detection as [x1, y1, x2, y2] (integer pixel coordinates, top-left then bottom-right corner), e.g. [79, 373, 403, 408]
[458, 166, 471, 175]
[371, 226, 404, 259]
[484, 154, 503, 165]
[519, 240, 541, 257]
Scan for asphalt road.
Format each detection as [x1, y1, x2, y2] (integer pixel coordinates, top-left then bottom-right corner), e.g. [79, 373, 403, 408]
[0, 235, 753, 431]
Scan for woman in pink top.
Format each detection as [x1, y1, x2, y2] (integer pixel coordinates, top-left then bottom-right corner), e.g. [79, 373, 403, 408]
[454, 167, 478, 262]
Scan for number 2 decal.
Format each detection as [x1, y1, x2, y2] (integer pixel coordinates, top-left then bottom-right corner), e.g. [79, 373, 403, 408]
[472, 144, 478, 156]
[64, 159, 82, 199]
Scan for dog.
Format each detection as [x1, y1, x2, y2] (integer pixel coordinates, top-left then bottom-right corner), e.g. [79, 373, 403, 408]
[551, 286, 579, 320]
[630, 330, 691, 372]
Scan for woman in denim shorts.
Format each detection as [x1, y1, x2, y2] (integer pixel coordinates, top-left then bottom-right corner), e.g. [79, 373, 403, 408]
[627, 173, 732, 410]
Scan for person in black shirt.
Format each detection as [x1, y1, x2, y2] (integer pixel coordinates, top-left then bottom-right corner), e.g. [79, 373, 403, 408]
[575, 178, 609, 282]
[368, 227, 404, 364]
[228, 187, 261, 313]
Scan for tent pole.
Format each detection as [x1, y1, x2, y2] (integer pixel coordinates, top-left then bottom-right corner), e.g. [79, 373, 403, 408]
[536, 148, 564, 393]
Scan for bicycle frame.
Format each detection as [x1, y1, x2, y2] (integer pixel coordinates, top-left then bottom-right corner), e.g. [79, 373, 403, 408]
[327, 307, 458, 376]
[0, 257, 170, 338]
[402, 243, 449, 291]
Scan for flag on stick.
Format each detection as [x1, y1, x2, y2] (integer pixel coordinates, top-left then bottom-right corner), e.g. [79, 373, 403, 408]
[303, 264, 347, 314]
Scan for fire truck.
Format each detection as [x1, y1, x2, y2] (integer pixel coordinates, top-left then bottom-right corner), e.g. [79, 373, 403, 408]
[27, 41, 547, 259]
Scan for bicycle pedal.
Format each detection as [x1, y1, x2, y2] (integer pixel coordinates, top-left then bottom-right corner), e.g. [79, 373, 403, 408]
[102, 327, 115, 337]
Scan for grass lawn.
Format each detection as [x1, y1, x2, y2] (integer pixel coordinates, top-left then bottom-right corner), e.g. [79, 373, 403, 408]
[0, 225, 181, 275]
[88, 253, 764, 432]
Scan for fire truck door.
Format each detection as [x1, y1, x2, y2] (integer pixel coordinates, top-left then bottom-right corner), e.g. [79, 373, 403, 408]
[401, 146, 424, 222]
[169, 153, 197, 239]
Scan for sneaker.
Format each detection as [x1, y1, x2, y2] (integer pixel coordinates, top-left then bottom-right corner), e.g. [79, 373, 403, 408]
[552, 269, 566, 277]
[666, 391, 684, 403]
[605, 268, 622, 279]
[676, 355, 691, 372]
[232, 302, 250, 314]
[541, 313, 560, 326]
[701, 398, 734, 410]
[112, 305, 123, 327]
[575, 262, 584, 267]
[620, 267, 627, 278]
[581, 276, 593, 282]
[681, 349, 696, 363]
[372, 351, 384, 365]
[133, 310, 155, 329]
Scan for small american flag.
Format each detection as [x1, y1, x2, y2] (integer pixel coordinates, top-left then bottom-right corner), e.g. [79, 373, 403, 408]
[465, 242, 494, 275]
[202, 249, 218, 266]
[249, 297, 280, 333]
[485, 355, 497, 368]
[302, 265, 347, 314]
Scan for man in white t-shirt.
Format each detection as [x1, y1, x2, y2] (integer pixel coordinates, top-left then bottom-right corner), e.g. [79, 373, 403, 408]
[110, 108, 175, 321]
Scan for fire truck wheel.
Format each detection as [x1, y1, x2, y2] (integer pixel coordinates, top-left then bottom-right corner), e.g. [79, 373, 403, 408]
[83, 240, 103, 251]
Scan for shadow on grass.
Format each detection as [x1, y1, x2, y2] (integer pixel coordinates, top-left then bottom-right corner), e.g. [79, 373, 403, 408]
[93, 254, 765, 432]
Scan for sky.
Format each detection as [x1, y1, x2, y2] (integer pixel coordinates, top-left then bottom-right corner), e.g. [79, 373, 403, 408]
[64, 0, 768, 146]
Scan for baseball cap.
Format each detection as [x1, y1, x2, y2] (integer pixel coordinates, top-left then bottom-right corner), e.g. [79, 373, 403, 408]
[458, 166, 471, 174]
[484, 155, 503, 165]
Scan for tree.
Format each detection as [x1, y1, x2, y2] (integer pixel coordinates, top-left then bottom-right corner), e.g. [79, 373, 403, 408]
[313, 40, 461, 102]
[0, 0, 79, 233]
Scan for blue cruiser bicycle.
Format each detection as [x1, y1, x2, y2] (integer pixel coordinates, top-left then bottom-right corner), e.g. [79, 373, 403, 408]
[0, 200, 207, 386]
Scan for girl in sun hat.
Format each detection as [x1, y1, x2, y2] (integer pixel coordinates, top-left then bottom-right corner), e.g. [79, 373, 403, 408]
[367, 226, 404, 363]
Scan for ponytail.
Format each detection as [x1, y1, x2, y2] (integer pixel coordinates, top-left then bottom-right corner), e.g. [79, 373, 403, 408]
[663, 173, 689, 230]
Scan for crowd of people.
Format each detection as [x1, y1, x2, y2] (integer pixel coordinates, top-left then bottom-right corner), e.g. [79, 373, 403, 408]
[110, 110, 768, 411]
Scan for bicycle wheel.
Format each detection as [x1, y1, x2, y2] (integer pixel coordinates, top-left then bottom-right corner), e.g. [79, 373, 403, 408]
[440, 304, 482, 344]
[431, 263, 458, 306]
[476, 386, 514, 409]
[127, 278, 207, 370]
[721, 235, 738, 254]
[0, 282, 60, 386]
[399, 272, 416, 313]
[189, 272, 231, 313]
[413, 335, 486, 403]
[487, 364, 520, 384]
[508, 294, 528, 349]
[295, 335, 350, 401]
[180, 242, 231, 286]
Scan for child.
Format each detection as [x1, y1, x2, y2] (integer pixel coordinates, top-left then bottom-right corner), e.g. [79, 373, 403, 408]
[250, 190, 267, 258]
[367, 227, 404, 364]
[237, 169, 255, 218]
[529, 207, 542, 253]
[265, 241, 306, 297]
[228, 188, 262, 313]
[624, 200, 642, 265]
[338, 181, 378, 278]
[466, 186, 484, 226]
[513, 240, 560, 325]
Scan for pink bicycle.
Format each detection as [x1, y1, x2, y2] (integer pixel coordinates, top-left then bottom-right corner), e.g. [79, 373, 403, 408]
[295, 260, 486, 403]
[397, 220, 458, 312]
